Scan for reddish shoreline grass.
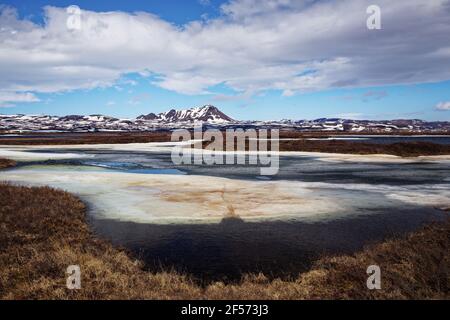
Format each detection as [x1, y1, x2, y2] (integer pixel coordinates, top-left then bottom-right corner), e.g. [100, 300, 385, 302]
[202, 137, 450, 157]
[0, 158, 16, 169]
[0, 183, 448, 300]
[0, 132, 172, 145]
[279, 140, 450, 157]
[0, 183, 201, 299]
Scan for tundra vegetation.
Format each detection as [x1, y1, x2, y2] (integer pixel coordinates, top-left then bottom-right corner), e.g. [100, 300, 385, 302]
[0, 182, 448, 299]
[0, 158, 16, 169]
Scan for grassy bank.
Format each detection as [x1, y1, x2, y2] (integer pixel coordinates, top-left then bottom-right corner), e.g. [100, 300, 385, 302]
[0, 183, 448, 299]
[199, 133, 450, 157]
[278, 140, 450, 157]
[0, 132, 172, 145]
[0, 158, 16, 169]
[203, 138, 450, 157]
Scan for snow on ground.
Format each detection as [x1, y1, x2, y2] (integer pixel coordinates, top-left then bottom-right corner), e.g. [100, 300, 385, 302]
[0, 149, 93, 161]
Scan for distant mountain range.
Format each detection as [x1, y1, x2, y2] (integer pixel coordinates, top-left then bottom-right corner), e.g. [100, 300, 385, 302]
[1, 105, 449, 133]
[137, 105, 234, 123]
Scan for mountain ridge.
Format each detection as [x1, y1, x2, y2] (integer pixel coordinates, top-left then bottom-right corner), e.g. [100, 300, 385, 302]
[1, 105, 449, 133]
[137, 105, 234, 123]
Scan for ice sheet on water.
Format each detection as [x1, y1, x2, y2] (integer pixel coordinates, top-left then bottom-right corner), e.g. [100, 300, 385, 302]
[1, 166, 449, 225]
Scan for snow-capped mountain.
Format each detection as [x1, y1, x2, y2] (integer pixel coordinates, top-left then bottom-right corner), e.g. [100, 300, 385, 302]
[0, 105, 236, 132]
[137, 105, 234, 123]
[1, 106, 449, 133]
[244, 118, 450, 132]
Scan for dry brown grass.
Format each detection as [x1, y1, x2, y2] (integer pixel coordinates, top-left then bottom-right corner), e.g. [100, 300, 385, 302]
[279, 140, 450, 157]
[0, 132, 172, 145]
[0, 158, 16, 169]
[0, 183, 201, 299]
[0, 183, 448, 300]
[200, 133, 450, 157]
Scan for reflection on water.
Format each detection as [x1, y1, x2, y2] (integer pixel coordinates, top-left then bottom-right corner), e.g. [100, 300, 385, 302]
[91, 209, 446, 283]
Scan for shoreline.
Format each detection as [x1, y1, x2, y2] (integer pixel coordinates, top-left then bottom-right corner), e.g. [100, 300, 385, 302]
[2, 143, 450, 163]
[0, 182, 448, 299]
[1, 131, 450, 158]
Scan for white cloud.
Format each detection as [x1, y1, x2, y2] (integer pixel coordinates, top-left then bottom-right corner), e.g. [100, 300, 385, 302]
[0, 0, 450, 101]
[0, 91, 40, 107]
[221, 0, 314, 20]
[435, 101, 450, 111]
[212, 90, 254, 102]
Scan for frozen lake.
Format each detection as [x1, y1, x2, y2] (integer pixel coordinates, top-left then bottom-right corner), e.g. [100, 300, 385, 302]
[1, 142, 449, 281]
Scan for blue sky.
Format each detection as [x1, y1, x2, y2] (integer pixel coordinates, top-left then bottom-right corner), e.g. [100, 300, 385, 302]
[0, 0, 224, 25]
[1, 0, 450, 120]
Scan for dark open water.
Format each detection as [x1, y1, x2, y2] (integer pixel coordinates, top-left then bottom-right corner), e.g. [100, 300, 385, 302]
[89, 209, 445, 283]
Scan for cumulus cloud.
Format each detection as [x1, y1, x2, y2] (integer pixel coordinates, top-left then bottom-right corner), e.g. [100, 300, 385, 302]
[435, 101, 450, 111]
[0, 0, 450, 103]
[0, 91, 40, 107]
